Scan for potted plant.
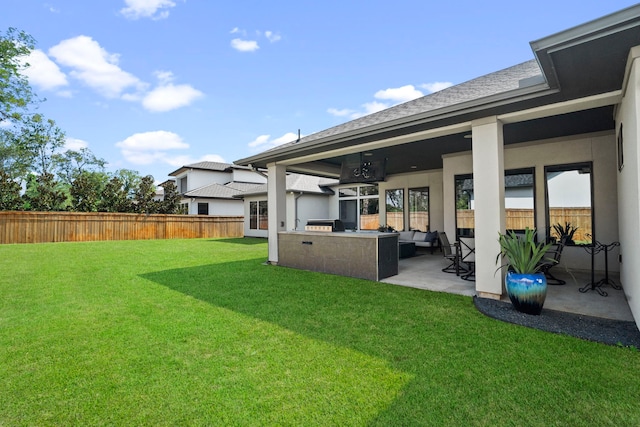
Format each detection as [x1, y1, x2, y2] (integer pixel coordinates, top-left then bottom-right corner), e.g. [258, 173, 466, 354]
[552, 222, 578, 245]
[496, 228, 554, 315]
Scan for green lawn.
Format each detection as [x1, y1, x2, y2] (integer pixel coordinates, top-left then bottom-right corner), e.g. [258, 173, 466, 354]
[1, 238, 639, 426]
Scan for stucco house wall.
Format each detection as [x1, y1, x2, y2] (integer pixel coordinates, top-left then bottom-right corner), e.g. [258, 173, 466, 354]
[243, 192, 330, 238]
[616, 46, 640, 323]
[233, 169, 267, 184]
[183, 198, 243, 216]
[443, 132, 618, 272]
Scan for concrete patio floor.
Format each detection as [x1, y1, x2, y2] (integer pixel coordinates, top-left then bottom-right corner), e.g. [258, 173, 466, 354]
[381, 250, 634, 322]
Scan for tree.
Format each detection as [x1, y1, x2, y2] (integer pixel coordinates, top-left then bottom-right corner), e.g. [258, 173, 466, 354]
[98, 176, 133, 213]
[158, 180, 181, 214]
[16, 113, 66, 177]
[0, 28, 36, 123]
[0, 128, 31, 179]
[69, 171, 106, 212]
[133, 175, 157, 214]
[56, 147, 107, 186]
[23, 172, 67, 211]
[0, 170, 22, 210]
[113, 169, 142, 199]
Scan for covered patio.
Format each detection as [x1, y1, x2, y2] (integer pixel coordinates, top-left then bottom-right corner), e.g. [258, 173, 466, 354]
[235, 6, 640, 330]
[385, 251, 633, 322]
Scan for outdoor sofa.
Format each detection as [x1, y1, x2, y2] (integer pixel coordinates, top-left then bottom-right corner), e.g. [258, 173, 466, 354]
[397, 230, 440, 254]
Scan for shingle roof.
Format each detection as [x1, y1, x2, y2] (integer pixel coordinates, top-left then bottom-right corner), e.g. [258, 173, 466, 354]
[257, 60, 543, 154]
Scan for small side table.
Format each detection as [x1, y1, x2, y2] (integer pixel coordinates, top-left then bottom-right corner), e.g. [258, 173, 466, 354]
[579, 240, 621, 297]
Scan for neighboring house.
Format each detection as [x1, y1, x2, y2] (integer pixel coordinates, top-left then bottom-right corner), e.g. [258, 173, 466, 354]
[235, 6, 640, 328]
[154, 179, 175, 202]
[168, 161, 266, 216]
[238, 173, 337, 238]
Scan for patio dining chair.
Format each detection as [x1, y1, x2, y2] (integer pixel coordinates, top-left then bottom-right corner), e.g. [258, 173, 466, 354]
[537, 241, 566, 285]
[438, 232, 460, 274]
[459, 237, 475, 281]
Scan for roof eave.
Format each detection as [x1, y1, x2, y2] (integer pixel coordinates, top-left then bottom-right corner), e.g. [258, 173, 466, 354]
[235, 82, 555, 168]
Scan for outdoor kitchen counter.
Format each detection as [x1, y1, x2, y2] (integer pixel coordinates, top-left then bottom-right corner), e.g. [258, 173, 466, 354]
[277, 231, 399, 281]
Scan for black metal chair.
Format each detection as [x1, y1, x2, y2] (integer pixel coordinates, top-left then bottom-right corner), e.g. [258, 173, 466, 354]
[459, 237, 475, 281]
[538, 241, 566, 285]
[438, 232, 460, 274]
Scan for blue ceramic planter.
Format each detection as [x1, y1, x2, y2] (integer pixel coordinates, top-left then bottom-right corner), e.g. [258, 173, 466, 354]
[505, 271, 547, 315]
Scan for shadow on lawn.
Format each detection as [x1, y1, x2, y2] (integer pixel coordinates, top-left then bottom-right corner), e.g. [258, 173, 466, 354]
[141, 259, 500, 424]
[205, 237, 267, 245]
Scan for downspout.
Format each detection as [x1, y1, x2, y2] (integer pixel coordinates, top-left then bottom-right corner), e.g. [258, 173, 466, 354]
[248, 163, 269, 180]
[294, 192, 303, 230]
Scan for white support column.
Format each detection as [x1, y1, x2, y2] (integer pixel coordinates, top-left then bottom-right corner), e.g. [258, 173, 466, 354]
[471, 117, 506, 299]
[267, 163, 287, 264]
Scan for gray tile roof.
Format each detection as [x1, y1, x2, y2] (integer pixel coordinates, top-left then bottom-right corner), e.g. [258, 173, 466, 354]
[184, 183, 244, 199]
[169, 161, 251, 176]
[240, 173, 338, 196]
[259, 60, 543, 153]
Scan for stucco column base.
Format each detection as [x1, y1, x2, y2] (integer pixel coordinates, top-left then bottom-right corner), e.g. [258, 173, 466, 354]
[477, 291, 502, 300]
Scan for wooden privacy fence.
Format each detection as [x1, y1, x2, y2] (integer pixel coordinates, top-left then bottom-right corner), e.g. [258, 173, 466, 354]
[0, 211, 244, 244]
[456, 208, 592, 241]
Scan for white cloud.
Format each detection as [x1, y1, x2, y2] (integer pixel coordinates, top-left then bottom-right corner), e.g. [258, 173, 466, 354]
[328, 81, 454, 120]
[264, 31, 281, 43]
[120, 0, 177, 20]
[374, 85, 423, 104]
[64, 138, 88, 151]
[231, 38, 259, 52]
[20, 49, 68, 91]
[248, 132, 299, 150]
[115, 130, 223, 168]
[327, 108, 355, 117]
[116, 130, 189, 165]
[230, 28, 281, 52]
[421, 81, 453, 93]
[142, 71, 203, 112]
[328, 101, 388, 120]
[49, 36, 146, 99]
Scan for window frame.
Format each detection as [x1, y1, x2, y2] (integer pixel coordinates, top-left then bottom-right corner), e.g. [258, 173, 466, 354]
[338, 184, 379, 230]
[454, 174, 474, 238]
[385, 188, 405, 231]
[544, 161, 594, 246]
[408, 187, 429, 232]
[197, 202, 209, 215]
[504, 168, 536, 236]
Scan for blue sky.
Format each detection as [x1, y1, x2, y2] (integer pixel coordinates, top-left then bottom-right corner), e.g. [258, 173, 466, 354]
[2, 1, 637, 182]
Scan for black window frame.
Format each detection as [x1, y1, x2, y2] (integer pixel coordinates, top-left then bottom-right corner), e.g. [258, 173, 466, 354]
[544, 161, 594, 246]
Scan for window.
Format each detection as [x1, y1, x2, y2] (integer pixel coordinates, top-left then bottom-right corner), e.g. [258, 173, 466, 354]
[179, 203, 188, 214]
[385, 189, 404, 231]
[455, 174, 474, 238]
[339, 184, 379, 230]
[198, 202, 209, 215]
[545, 163, 593, 245]
[250, 200, 268, 230]
[505, 169, 535, 234]
[179, 176, 188, 193]
[409, 187, 429, 231]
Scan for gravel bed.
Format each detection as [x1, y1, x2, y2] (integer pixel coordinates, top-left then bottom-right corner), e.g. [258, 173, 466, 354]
[474, 296, 640, 348]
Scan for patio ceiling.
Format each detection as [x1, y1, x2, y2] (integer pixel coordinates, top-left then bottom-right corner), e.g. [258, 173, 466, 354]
[286, 105, 615, 178]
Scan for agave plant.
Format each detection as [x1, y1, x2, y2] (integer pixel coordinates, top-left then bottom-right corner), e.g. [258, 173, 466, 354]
[552, 222, 578, 245]
[496, 228, 554, 274]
